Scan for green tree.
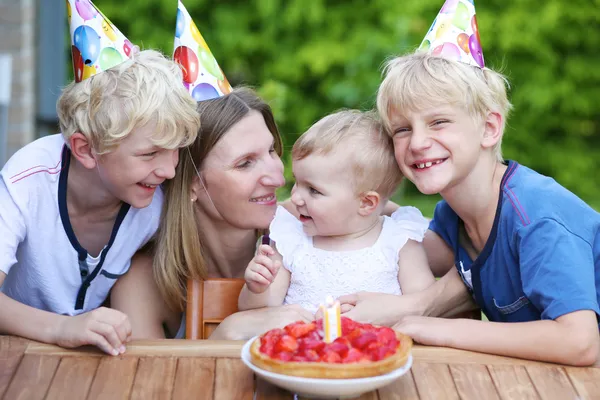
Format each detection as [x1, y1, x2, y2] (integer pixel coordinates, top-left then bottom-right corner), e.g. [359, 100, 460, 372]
[95, 0, 600, 214]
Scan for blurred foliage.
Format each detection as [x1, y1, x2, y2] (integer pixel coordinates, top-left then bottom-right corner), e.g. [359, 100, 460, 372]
[93, 0, 600, 213]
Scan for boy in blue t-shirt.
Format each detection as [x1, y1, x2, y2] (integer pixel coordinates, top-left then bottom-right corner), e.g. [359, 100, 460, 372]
[366, 48, 600, 365]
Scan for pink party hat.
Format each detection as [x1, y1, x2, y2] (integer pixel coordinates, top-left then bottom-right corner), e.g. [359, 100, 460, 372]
[419, 0, 484, 68]
[173, 0, 232, 101]
[67, 0, 134, 82]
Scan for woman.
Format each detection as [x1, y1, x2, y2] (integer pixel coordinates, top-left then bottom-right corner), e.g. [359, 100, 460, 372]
[111, 88, 314, 339]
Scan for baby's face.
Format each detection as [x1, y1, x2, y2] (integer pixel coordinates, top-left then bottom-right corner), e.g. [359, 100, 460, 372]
[290, 152, 361, 238]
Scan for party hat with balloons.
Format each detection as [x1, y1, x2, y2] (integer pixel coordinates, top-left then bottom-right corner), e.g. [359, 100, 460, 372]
[173, 0, 232, 101]
[419, 0, 484, 68]
[67, 0, 135, 82]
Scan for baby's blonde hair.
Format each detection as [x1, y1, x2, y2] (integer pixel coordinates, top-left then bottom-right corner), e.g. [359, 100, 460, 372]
[292, 110, 402, 199]
[57, 49, 200, 154]
[377, 51, 512, 161]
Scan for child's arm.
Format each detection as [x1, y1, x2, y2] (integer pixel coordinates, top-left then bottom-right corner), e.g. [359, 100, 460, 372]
[0, 272, 131, 355]
[394, 310, 600, 366]
[339, 267, 478, 326]
[397, 239, 436, 294]
[111, 252, 178, 339]
[423, 229, 456, 278]
[238, 244, 290, 311]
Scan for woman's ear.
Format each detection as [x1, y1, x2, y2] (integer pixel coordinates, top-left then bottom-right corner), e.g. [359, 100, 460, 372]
[358, 191, 381, 216]
[481, 111, 503, 149]
[190, 174, 203, 202]
[69, 133, 97, 169]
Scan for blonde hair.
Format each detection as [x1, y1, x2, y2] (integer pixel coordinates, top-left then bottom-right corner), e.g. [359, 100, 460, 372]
[377, 51, 512, 161]
[292, 110, 402, 199]
[153, 88, 283, 312]
[57, 49, 200, 154]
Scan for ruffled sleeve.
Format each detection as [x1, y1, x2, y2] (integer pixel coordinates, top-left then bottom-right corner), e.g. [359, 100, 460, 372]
[268, 206, 308, 273]
[380, 206, 429, 267]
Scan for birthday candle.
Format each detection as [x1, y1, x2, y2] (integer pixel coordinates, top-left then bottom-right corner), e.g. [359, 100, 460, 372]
[319, 295, 341, 343]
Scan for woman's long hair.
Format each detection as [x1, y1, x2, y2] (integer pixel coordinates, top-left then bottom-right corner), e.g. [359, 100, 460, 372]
[153, 88, 284, 312]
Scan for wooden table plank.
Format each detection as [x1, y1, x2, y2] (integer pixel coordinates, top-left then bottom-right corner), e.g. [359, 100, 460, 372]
[44, 356, 99, 400]
[214, 358, 254, 400]
[411, 362, 459, 400]
[526, 365, 579, 399]
[86, 357, 138, 400]
[23, 340, 600, 368]
[488, 365, 539, 400]
[378, 371, 420, 400]
[565, 366, 600, 399]
[355, 391, 379, 400]
[2, 354, 60, 400]
[25, 339, 246, 358]
[255, 378, 294, 399]
[129, 357, 177, 400]
[171, 358, 216, 400]
[449, 364, 500, 400]
[0, 336, 29, 398]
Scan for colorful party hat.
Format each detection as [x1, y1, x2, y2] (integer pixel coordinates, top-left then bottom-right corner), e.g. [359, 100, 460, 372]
[173, 0, 232, 101]
[419, 0, 484, 68]
[67, 0, 134, 82]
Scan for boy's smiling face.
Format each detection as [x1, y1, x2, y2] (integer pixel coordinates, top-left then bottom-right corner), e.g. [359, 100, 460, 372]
[388, 105, 486, 195]
[95, 120, 179, 208]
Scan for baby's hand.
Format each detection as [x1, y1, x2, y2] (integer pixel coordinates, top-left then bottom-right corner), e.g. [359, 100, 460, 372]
[245, 244, 281, 294]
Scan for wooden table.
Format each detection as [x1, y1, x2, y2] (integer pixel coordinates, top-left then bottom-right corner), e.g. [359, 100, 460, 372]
[1, 336, 599, 400]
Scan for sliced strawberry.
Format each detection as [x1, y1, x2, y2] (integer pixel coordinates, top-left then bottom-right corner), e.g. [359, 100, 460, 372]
[342, 348, 366, 363]
[376, 327, 396, 345]
[326, 341, 349, 358]
[351, 331, 377, 349]
[346, 328, 363, 342]
[371, 346, 394, 361]
[340, 317, 359, 335]
[275, 335, 299, 353]
[305, 330, 322, 341]
[365, 340, 383, 353]
[304, 349, 320, 362]
[285, 321, 316, 338]
[291, 355, 308, 362]
[299, 338, 326, 353]
[259, 341, 275, 356]
[275, 351, 293, 361]
[320, 350, 342, 363]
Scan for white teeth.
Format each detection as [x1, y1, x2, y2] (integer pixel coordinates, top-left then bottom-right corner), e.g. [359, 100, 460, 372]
[415, 159, 444, 169]
[250, 194, 274, 202]
[140, 183, 156, 188]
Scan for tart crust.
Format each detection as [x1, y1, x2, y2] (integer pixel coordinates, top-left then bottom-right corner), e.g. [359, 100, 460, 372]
[250, 331, 412, 379]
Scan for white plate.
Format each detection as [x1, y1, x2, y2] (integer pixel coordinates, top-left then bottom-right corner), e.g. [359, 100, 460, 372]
[240, 336, 413, 399]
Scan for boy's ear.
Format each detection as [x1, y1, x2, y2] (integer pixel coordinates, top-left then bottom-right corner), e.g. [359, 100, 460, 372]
[358, 191, 381, 216]
[69, 133, 97, 170]
[481, 111, 503, 149]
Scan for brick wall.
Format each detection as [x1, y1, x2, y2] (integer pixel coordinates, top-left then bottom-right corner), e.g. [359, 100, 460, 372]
[0, 0, 36, 160]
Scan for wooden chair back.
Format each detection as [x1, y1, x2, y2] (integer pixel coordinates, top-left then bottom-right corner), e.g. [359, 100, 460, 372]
[185, 278, 246, 339]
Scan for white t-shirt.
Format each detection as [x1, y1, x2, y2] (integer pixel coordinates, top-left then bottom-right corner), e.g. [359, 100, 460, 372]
[0, 134, 162, 315]
[270, 206, 429, 313]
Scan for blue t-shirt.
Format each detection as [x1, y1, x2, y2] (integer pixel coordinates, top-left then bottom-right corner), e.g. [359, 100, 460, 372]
[429, 161, 600, 325]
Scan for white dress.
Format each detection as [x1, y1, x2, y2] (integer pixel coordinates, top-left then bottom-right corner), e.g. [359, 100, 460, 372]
[269, 206, 429, 313]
